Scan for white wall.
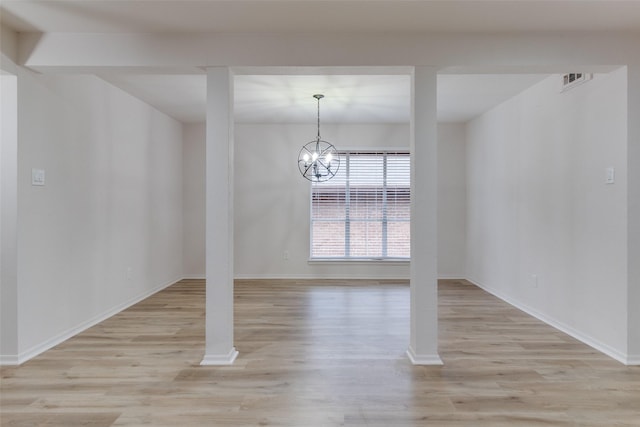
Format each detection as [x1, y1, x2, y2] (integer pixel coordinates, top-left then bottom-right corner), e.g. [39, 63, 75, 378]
[182, 122, 467, 279]
[437, 123, 466, 278]
[5, 69, 184, 363]
[176, 122, 467, 279]
[465, 69, 628, 361]
[234, 123, 410, 279]
[183, 123, 206, 278]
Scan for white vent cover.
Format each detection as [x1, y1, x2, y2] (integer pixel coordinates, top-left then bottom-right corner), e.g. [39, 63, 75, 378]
[561, 73, 592, 92]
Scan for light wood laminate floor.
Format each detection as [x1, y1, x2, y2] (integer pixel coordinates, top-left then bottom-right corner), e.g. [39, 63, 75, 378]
[1, 279, 639, 426]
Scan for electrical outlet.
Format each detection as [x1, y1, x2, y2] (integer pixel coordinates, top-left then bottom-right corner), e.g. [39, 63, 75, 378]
[531, 274, 538, 288]
[283, 251, 289, 261]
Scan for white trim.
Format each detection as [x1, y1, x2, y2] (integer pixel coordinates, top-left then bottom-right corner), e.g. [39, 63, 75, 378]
[308, 259, 410, 264]
[437, 275, 467, 280]
[234, 274, 465, 281]
[406, 346, 443, 365]
[14, 275, 633, 368]
[310, 150, 411, 260]
[182, 275, 206, 280]
[0, 355, 20, 366]
[234, 274, 410, 280]
[232, 66, 414, 77]
[1, 276, 181, 366]
[466, 277, 631, 366]
[625, 355, 640, 366]
[200, 348, 239, 365]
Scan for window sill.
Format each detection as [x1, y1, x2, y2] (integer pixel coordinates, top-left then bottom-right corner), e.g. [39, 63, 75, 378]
[308, 258, 410, 265]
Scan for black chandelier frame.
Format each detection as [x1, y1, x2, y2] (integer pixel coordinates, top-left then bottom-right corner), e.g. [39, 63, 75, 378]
[297, 94, 340, 182]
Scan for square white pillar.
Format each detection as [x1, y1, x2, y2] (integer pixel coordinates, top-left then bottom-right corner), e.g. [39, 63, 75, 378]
[627, 64, 640, 365]
[407, 67, 442, 365]
[0, 74, 19, 365]
[201, 67, 238, 365]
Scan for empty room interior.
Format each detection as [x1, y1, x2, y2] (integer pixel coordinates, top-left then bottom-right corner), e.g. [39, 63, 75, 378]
[1, 1, 639, 426]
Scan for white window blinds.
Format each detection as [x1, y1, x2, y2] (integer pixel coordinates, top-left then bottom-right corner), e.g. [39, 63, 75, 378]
[311, 151, 410, 259]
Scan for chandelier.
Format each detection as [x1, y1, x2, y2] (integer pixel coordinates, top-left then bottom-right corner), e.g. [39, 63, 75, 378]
[297, 94, 340, 182]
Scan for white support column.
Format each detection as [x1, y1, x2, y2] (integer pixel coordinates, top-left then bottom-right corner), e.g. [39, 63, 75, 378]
[407, 67, 442, 365]
[201, 67, 238, 365]
[0, 73, 19, 365]
[627, 64, 640, 365]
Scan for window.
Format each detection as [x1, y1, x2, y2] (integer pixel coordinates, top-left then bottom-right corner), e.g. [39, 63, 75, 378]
[311, 151, 410, 260]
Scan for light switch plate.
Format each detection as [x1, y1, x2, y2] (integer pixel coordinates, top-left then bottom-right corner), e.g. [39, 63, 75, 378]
[32, 168, 45, 186]
[605, 167, 615, 184]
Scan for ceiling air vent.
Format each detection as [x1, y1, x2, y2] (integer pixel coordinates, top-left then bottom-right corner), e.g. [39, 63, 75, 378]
[561, 73, 592, 92]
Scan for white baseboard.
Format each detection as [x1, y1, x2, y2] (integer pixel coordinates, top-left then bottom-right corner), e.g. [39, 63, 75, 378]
[233, 274, 463, 281]
[201, 348, 239, 365]
[406, 346, 443, 365]
[0, 355, 20, 366]
[1, 276, 181, 366]
[234, 274, 410, 280]
[466, 277, 631, 365]
[182, 275, 205, 280]
[8, 274, 635, 367]
[625, 355, 640, 365]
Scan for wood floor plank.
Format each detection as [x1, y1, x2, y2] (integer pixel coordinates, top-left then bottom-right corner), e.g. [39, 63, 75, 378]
[1, 279, 639, 426]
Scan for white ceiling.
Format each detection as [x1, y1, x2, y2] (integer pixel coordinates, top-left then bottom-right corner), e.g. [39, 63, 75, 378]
[437, 74, 550, 123]
[3, 0, 640, 34]
[2, 0, 632, 124]
[233, 75, 411, 124]
[101, 73, 549, 124]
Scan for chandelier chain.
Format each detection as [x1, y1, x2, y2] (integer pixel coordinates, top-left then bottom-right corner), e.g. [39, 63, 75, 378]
[314, 94, 324, 139]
